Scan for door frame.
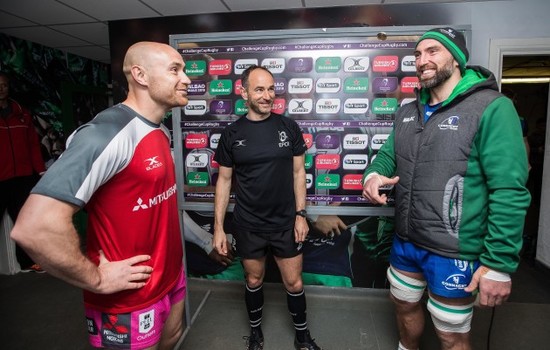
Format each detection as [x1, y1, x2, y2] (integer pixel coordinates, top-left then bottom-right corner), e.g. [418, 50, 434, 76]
[489, 38, 550, 268]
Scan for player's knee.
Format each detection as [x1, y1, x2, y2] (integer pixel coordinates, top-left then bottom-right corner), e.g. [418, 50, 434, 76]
[284, 278, 303, 293]
[387, 266, 426, 303]
[427, 296, 474, 334]
[245, 273, 264, 288]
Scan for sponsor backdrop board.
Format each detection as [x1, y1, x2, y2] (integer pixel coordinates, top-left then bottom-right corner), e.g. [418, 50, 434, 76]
[171, 28, 421, 209]
[169, 27, 469, 289]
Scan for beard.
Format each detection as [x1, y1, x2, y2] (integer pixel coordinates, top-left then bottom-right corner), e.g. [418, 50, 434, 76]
[248, 98, 272, 116]
[418, 58, 455, 89]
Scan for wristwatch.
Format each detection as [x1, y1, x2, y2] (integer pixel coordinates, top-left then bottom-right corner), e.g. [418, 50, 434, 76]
[295, 209, 307, 218]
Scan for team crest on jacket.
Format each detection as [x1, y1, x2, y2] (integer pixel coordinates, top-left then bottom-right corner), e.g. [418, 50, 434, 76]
[438, 116, 460, 130]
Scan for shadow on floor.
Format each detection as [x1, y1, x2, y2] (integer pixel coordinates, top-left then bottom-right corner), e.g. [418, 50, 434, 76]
[1, 258, 549, 349]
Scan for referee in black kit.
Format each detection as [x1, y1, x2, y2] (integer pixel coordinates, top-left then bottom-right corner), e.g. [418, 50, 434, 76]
[213, 65, 323, 350]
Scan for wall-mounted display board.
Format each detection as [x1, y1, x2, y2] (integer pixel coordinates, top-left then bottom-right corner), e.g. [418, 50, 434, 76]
[168, 27, 470, 290]
[168, 27, 448, 216]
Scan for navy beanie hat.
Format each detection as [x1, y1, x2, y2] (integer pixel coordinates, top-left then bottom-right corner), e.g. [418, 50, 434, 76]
[416, 27, 469, 72]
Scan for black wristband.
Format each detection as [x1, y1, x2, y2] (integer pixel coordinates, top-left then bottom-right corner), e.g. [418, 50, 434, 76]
[295, 209, 307, 217]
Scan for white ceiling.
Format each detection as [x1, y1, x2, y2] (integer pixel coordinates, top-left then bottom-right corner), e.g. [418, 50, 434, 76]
[0, 0, 491, 64]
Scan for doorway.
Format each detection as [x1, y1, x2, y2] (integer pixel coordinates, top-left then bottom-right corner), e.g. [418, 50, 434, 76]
[489, 38, 550, 268]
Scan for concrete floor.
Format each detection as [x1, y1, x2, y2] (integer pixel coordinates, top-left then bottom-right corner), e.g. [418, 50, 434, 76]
[1, 259, 550, 350]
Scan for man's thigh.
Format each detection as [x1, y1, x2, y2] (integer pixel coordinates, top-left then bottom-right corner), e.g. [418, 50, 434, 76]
[242, 256, 267, 284]
[275, 254, 303, 290]
[151, 299, 185, 350]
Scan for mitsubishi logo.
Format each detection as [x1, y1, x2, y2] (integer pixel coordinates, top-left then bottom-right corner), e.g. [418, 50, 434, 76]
[133, 198, 148, 211]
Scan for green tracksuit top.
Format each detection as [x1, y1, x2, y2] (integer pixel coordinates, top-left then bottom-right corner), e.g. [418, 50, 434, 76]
[364, 66, 531, 273]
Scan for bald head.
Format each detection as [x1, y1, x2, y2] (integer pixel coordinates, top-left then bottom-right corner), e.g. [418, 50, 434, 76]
[123, 42, 173, 80]
[121, 41, 190, 122]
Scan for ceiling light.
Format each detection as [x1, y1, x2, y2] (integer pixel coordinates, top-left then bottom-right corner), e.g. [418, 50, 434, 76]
[501, 77, 550, 84]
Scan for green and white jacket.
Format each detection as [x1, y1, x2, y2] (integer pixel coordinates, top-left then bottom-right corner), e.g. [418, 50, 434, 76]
[364, 66, 531, 273]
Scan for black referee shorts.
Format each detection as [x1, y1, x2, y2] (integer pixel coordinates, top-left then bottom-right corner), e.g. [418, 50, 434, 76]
[234, 227, 303, 259]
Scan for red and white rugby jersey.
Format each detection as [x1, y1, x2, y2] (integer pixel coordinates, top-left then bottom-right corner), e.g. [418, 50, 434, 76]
[33, 104, 183, 313]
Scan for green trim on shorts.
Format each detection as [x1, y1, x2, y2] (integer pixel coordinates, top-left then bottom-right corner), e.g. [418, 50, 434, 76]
[189, 259, 244, 281]
[302, 272, 353, 287]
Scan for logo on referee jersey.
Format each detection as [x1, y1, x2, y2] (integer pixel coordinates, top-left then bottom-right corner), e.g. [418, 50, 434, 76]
[278, 131, 290, 148]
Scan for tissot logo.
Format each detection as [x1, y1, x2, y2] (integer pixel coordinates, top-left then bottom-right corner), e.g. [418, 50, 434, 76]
[234, 59, 258, 74]
[184, 100, 207, 116]
[315, 78, 341, 93]
[371, 134, 390, 150]
[344, 56, 369, 72]
[132, 184, 177, 211]
[288, 78, 313, 94]
[144, 156, 163, 171]
[315, 99, 341, 114]
[343, 154, 368, 170]
[261, 58, 285, 73]
[344, 98, 369, 114]
[288, 99, 313, 114]
[401, 55, 416, 72]
[343, 134, 368, 150]
[185, 152, 209, 168]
